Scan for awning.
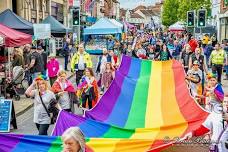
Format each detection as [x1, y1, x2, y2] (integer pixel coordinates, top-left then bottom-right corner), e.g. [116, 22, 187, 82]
[42, 15, 72, 34]
[84, 18, 122, 35]
[169, 21, 185, 31]
[0, 23, 32, 47]
[0, 9, 33, 34]
[109, 19, 123, 28]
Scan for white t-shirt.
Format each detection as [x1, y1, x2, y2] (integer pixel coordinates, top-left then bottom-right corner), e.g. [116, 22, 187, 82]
[59, 82, 70, 110]
[202, 111, 225, 142]
[100, 56, 108, 74]
[187, 69, 202, 97]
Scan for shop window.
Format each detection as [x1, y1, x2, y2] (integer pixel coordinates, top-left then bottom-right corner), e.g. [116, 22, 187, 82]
[45, 0, 49, 12]
[31, 0, 36, 10]
[39, 0, 42, 11]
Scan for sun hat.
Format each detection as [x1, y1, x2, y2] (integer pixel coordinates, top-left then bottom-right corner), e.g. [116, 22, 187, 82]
[193, 60, 200, 65]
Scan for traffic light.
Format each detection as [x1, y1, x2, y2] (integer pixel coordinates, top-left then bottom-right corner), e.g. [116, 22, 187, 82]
[187, 11, 195, 27]
[72, 9, 80, 26]
[198, 9, 206, 27]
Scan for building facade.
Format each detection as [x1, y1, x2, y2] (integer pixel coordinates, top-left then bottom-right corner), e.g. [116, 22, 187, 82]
[218, 0, 228, 41]
[120, 2, 163, 29]
[80, 0, 120, 19]
[0, 0, 69, 25]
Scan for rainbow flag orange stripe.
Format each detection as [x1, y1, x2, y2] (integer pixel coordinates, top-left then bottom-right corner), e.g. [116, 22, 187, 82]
[53, 56, 209, 151]
[0, 56, 209, 152]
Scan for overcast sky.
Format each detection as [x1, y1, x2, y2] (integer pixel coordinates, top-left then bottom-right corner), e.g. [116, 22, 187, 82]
[119, 0, 159, 9]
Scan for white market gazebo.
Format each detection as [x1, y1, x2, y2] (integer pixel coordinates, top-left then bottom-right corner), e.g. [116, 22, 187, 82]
[169, 21, 186, 32]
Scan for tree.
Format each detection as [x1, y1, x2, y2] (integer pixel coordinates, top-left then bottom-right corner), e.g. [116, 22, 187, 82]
[162, 0, 179, 27]
[177, 0, 211, 21]
[177, 0, 191, 21]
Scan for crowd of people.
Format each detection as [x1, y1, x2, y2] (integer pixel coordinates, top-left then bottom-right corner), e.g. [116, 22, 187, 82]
[2, 29, 228, 152]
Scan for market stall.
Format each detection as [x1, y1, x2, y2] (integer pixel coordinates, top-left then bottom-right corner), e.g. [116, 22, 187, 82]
[0, 9, 33, 34]
[42, 15, 72, 36]
[168, 21, 185, 32]
[0, 23, 32, 130]
[84, 18, 122, 54]
[109, 19, 124, 30]
[0, 23, 32, 94]
[0, 23, 32, 84]
[42, 15, 72, 55]
[0, 24, 32, 47]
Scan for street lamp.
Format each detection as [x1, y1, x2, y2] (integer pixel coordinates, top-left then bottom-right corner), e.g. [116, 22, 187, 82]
[151, 17, 155, 30]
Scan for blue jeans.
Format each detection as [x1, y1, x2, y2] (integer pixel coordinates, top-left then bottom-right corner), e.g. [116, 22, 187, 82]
[35, 123, 50, 135]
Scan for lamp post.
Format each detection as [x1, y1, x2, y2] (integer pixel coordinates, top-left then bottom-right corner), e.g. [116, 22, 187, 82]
[151, 17, 155, 31]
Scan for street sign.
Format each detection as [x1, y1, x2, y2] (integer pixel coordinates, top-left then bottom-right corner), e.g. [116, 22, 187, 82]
[0, 99, 12, 132]
[33, 24, 51, 40]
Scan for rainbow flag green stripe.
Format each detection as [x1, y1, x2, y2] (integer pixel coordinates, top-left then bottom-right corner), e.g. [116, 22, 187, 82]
[0, 134, 62, 152]
[0, 56, 209, 152]
[52, 56, 209, 151]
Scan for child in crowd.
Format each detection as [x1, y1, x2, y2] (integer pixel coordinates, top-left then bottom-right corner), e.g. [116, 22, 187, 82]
[47, 55, 59, 86]
[101, 63, 115, 95]
[126, 44, 133, 57]
[186, 61, 203, 100]
[78, 68, 99, 109]
[204, 73, 224, 111]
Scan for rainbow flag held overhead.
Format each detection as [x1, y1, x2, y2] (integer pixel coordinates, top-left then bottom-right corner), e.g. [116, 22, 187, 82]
[0, 56, 209, 152]
[0, 134, 62, 152]
[52, 56, 209, 151]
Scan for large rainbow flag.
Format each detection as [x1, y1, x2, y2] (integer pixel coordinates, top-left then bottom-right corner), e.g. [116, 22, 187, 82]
[0, 56, 209, 152]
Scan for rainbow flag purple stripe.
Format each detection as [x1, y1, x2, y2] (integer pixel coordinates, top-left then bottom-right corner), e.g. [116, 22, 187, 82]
[0, 56, 209, 152]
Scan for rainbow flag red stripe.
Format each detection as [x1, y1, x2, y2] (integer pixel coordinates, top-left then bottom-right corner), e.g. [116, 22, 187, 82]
[53, 56, 209, 151]
[0, 56, 209, 152]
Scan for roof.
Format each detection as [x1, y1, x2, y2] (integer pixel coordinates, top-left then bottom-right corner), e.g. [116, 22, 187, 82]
[84, 18, 122, 35]
[130, 13, 144, 19]
[140, 9, 157, 16]
[147, 2, 163, 14]
[0, 9, 33, 34]
[109, 19, 123, 28]
[112, 0, 119, 3]
[42, 15, 71, 34]
[133, 5, 147, 11]
[0, 23, 32, 47]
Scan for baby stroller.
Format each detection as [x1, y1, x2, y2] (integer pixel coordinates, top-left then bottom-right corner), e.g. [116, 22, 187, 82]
[4, 66, 29, 100]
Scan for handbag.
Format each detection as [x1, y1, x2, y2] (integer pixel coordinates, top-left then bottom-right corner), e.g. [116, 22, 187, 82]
[39, 93, 58, 124]
[209, 124, 227, 152]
